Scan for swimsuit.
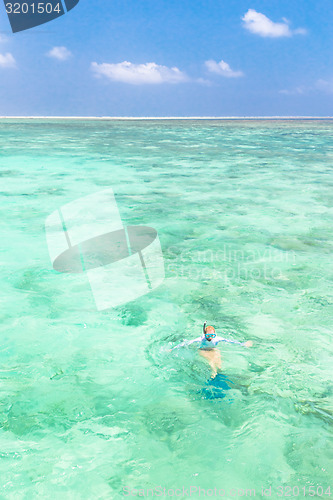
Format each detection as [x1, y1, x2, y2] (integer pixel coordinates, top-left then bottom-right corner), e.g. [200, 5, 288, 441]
[173, 335, 245, 351]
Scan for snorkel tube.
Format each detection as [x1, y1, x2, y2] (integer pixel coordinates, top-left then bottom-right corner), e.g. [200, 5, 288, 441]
[203, 322, 216, 341]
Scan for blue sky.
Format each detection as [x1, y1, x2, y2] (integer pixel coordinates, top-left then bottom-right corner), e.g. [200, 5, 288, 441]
[0, 0, 332, 116]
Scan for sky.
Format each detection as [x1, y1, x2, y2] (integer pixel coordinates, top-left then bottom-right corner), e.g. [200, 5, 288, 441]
[0, 0, 332, 116]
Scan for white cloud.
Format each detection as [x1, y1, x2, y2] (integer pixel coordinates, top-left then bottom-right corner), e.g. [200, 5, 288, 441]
[196, 77, 213, 86]
[315, 78, 333, 94]
[91, 61, 188, 85]
[242, 9, 306, 38]
[294, 28, 307, 35]
[0, 52, 16, 68]
[280, 78, 333, 96]
[47, 46, 72, 61]
[279, 86, 307, 95]
[205, 59, 243, 78]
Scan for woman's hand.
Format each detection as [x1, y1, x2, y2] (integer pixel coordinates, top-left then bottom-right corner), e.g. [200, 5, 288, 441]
[244, 340, 253, 347]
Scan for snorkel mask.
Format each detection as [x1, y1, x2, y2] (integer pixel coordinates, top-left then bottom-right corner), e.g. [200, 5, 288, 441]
[203, 321, 216, 340]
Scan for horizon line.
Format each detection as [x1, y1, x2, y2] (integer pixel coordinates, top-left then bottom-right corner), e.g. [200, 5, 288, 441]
[0, 115, 332, 120]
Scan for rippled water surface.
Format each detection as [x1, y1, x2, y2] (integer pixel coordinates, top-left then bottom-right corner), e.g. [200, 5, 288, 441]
[0, 119, 332, 499]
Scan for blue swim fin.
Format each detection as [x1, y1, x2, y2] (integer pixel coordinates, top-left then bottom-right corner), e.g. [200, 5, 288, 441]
[208, 373, 233, 390]
[201, 374, 233, 400]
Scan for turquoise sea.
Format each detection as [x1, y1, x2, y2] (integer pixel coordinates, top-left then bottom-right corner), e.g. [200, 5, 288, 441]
[0, 119, 332, 499]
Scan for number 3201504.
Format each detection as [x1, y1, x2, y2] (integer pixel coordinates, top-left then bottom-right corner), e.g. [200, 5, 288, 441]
[5, 3, 62, 14]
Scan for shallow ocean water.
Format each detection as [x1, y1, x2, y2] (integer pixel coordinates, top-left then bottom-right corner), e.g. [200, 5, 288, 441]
[0, 119, 332, 499]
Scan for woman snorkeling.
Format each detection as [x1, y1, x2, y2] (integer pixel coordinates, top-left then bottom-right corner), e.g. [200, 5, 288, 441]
[170, 322, 253, 378]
